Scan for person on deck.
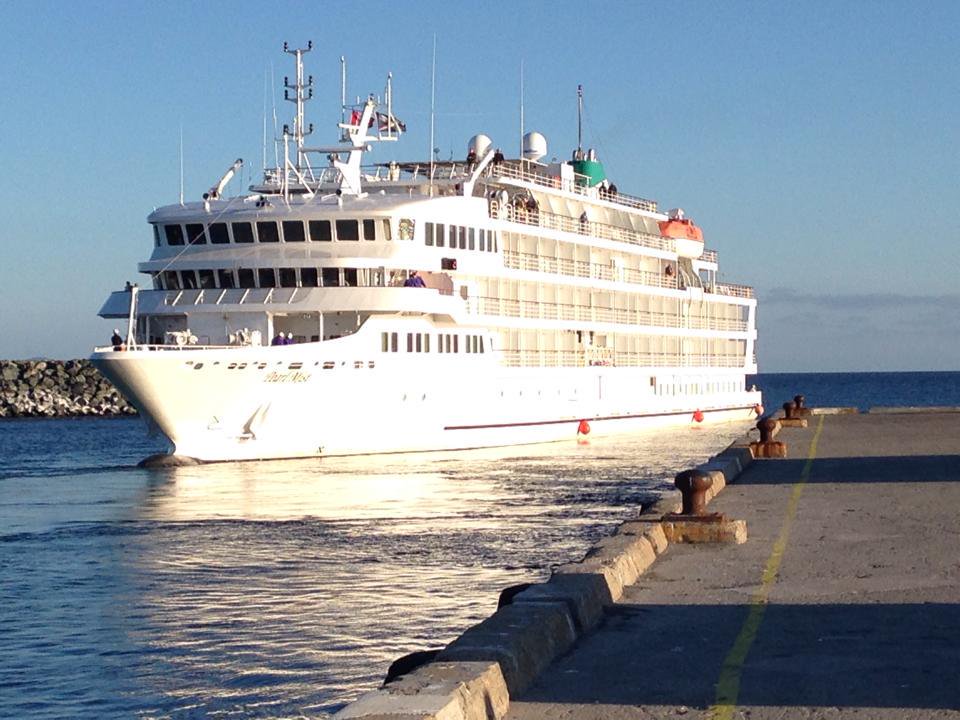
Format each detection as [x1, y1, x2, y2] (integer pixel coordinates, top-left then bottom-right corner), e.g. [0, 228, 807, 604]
[404, 271, 426, 288]
[271, 332, 284, 346]
[111, 329, 123, 350]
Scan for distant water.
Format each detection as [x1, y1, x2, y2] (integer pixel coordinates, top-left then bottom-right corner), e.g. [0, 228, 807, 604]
[4, 371, 957, 719]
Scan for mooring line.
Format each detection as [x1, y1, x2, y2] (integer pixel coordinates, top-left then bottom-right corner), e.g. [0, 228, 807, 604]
[706, 414, 824, 720]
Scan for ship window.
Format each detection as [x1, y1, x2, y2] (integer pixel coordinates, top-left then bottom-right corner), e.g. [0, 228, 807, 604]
[186, 223, 207, 245]
[198, 269, 216, 289]
[415, 334, 422, 352]
[164, 224, 184, 245]
[237, 268, 256, 288]
[278, 268, 297, 287]
[436, 223, 445, 247]
[479, 336, 485, 353]
[390, 332, 398, 352]
[424, 221, 434, 246]
[343, 268, 358, 287]
[257, 221, 280, 243]
[381, 219, 392, 241]
[399, 218, 415, 240]
[424, 334, 430, 353]
[151, 273, 161, 290]
[466, 335, 471, 353]
[257, 268, 276, 287]
[468, 227, 475, 250]
[445, 334, 451, 353]
[479, 229, 486, 251]
[453, 335, 459, 353]
[209, 222, 229, 244]
[322, 268, 340, 287]
[152, 225, 161, 247]
[181, 270, 198, 289]
[491, 233, 497, 252]
[217, 269, 235, 288]
[282, 220, 305, 242]
[363, 219, 376, 241]
[458, 226, 467, 249]
[381, 332, 388, 352]
[407, 333, 413, 352]
[300, 267, 319, 287]
[437, 334, 443, 353]
[309, 219, 332, 241]
[164, 270, 180, 289]
[232, 222, 254, 243]
[336, 219, 359, 241]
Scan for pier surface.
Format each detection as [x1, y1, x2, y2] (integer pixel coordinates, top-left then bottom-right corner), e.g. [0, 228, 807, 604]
[506, 412, 960, 719]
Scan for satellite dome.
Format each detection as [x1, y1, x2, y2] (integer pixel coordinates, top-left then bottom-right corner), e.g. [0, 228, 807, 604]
[468, 134, 493, 159]
[523, 131, 547, 161]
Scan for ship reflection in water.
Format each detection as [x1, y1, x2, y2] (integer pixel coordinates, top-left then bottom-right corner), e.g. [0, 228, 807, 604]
[1, 419, 751, 719]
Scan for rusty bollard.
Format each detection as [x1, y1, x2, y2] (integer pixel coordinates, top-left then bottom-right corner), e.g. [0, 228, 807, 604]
[663, 469, 723, 522]
[661, 469, 747, 543]
[794, 394, 811, 417]
[750, 417, 788, 458]
[782, 400, 797, 419]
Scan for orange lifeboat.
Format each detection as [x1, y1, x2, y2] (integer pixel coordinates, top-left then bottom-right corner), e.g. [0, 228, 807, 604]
[657, 217, 703, 242]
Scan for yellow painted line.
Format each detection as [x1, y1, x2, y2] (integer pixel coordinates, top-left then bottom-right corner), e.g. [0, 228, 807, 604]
[706, 414, 825, 720]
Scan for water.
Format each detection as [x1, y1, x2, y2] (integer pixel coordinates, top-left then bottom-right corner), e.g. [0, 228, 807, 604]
[5, 371, 955, 718]
[1, 416, 749, 719]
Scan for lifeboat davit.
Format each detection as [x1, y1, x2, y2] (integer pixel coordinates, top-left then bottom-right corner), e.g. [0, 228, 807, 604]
[658, 212, 704, 259]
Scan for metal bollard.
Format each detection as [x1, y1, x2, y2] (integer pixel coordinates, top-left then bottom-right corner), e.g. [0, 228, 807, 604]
[757, 417, 778, 443]
[750, 416, 788, 458]
[794, 394, 811, 417]
[674, 469, 713, 516]
[782, 400, 797, 419]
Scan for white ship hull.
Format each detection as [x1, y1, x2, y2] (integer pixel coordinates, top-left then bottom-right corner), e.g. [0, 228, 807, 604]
[93, 331, 760, 462]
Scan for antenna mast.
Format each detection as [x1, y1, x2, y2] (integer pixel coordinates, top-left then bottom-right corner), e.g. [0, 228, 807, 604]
[577, 84, 583, 159]
[519, 59, 524, 159]
[429, 35, 437, 192]
[283, 41, 314, 169]
[340, 56, 347, 141]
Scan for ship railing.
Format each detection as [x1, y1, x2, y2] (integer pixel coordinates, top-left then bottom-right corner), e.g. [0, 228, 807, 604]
[497, 349, 749, 369]
[492, 160, 658, 213]
[93, 343, 244, 353]
[162, 288, 313, 307]
[712, 283, 754, 299]
[491, 202, 676, 254]
[701, 249, 718, 263]
[503, 250, 680, 290]
[469, 296, 748, 332]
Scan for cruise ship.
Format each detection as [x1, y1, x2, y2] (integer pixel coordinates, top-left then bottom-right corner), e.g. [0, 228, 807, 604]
[92, 43, 761, 462]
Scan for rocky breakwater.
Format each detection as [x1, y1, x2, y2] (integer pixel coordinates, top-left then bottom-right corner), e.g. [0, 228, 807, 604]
[0, 360, 136, 418]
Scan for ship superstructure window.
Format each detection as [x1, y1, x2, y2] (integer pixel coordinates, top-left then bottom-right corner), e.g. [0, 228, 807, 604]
[198, 269, 216, 289]
[283, 220, 305, 242]
[300, 267, 319, 287]
[164, 224, 184, 246]
[164, 270, 180, 289]
[258, 268, 276, 287]
[399, 218, 415, 240]
[381, 219, 392, 241]
[458, 227, 467, 249]
[217, 269, 235, 288]
[238, 269, 255, 288]
[436, 223, 446, 247]
[322, 268, 341, 287]
[257, 221, 280, 243]
[209, 223, 229, 244]
[232, 222, 254, 243]
[336, 219, 359, 241]
[186, 223, 206, 245]
[468, 228, 475, 250]
[363, 219, 376, 241]
[343, 268, 358, 286]
[278, 268, 297, 287]
[425, 222, 435, 246]
[309, 219, 332, 241]
[153, 225, 161, 247]
[181, 270, 198, 289]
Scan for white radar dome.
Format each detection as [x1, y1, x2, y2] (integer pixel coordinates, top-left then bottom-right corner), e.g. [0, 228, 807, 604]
[468, 134, 493, 159]
[523, 131, 547, 161]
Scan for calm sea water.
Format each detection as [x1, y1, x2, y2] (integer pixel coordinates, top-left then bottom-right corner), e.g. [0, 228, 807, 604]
[2, 371, 956, 719]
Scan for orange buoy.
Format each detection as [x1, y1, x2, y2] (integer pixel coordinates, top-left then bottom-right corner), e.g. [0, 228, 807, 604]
[692, 409, 705, 423]
[754, 404, 764, 416]
[577, 419, 591, 435]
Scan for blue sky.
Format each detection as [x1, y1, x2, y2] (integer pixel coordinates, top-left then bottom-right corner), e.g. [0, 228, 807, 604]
[0, 1, 957, 371]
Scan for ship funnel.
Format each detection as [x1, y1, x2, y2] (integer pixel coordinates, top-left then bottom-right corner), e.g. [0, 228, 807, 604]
[522, 132, 547, 161]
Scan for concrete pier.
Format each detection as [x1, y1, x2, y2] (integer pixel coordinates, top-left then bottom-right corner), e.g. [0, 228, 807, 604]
[507, 412, 960, 719]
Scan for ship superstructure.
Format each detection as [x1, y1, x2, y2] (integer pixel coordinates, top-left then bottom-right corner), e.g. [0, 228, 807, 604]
[92, 44, 761, 461]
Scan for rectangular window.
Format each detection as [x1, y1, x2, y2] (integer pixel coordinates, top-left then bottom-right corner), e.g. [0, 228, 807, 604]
[300, 267, 319, 287]
[381, 219, 392, 241]
[479, 336, 485, 353]
[181, 270, 198, 289]
[458, 226, 467, 249]
[257, 268, 276, 288]
[424, 334, 430, 353]
[309, 219, 332, 241]
[491, 233, 497, 252]
[198, 269, 216, 289]
[407, 333, 413, 352]
[453, 335, 459, 353]
[425, 221, 435, 246]
[209, 223, 229, 244]
[152, 225, 161, 247]
[186, 223, 206, 245]
[336, 219, 359, 241]
[381, 332, 389, 352]
[436, 223, 445, 247]
[363, 219, 376, 241]
[343, 268, 358, 287]
[164, 224, 184, 245]
[390, 332, 398, 352]
[237, 268, 256, 288]
[466, 335, 472, 353]
[217, 269, 235, 288]
[415, 334, 422, 352]
[282, 220, 305, 242]
[257, 221, 280, 243]
[399, 218, 415, 240]
[468, 227, 475, 250]
[321, 268, 340, 287]
[164, 270, 180, 289]
[278, 268, 297, 287]
[232, 222, 254, 243]
[479, 228, 486, 251]
[445, 334, 451, 353]
[437, 334, 443, 353]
